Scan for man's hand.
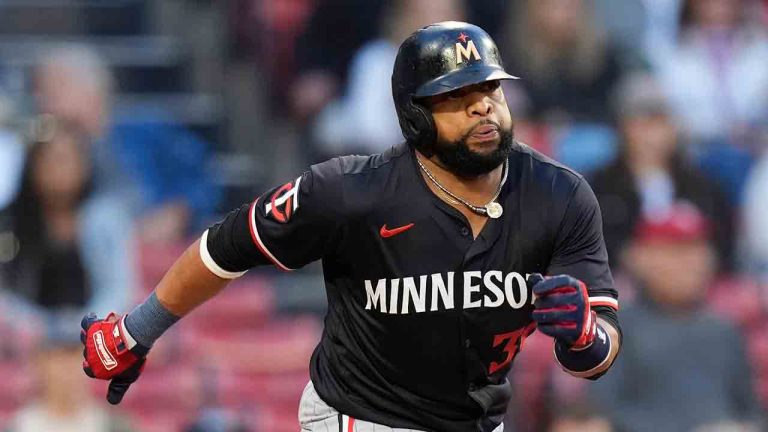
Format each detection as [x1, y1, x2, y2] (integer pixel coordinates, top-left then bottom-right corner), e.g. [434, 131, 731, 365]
[529, 274, 597, 350]
[80, 312, 149, 404]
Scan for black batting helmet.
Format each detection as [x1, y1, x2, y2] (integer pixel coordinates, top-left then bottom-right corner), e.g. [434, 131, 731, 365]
[392, 21, 518, 152]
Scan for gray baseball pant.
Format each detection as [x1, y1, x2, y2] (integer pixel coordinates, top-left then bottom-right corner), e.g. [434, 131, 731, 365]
[298, 381, 504, 432]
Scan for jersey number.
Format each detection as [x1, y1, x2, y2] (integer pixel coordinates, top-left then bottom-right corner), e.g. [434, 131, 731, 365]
[488, 323, 536, 375]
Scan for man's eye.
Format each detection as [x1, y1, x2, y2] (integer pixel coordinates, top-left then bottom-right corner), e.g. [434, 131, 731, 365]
[484, 81, 500, 92]
[446, 91, 463, 100]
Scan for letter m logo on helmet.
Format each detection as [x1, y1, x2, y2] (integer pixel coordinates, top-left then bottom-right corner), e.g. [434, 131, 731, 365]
[455, 32, 481, 64]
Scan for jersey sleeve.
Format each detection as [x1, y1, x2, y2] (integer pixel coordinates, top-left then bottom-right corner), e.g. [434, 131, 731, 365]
[201, 158, 344, 275]
[547, 178, 620, 315]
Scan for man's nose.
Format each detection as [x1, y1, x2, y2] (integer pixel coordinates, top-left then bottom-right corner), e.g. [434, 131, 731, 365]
[468, 96, 493, 117]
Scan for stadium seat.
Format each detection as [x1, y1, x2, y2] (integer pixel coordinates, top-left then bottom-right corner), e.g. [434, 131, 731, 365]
[708, 277, 765, 329]
[747, 327, 768, 371]
[215, 371, 310, 406]
[138, 240, 189, 293]
[95, 363, 203, 414]
[508, 332, 557, 432]
[180, 281, 277, 333]
[180, 315, 321, 374]
[0, 361, 34, 408]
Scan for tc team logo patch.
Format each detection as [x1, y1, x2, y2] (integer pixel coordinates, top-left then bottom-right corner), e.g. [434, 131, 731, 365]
[93, 330, 118, 370]
[455, 32, 481, 64]
[265, 176, 302, 223]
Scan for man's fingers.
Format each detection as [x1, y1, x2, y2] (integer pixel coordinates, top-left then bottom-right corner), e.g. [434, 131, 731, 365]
[107, 359, 146, 404]
[83, 361, 96, 378]
[80, 313, 99, 331]
[534, 292, 580, 311]
[536, 322, 577, 338]
[531, 275, 578, 296]
[527, 273, 544, 288]
[535, 323, 558, 338]
[107, 379, 132, 405]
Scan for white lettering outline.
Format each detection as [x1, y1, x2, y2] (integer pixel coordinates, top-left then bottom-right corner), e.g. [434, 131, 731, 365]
[93, 330, 118, 370]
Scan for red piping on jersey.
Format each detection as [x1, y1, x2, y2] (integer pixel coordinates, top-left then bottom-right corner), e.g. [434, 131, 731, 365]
[348, 417, 355, 432]
[591, 300, 619, 310]
[248, 198, 292, 272]
[589, 296, 619, 311]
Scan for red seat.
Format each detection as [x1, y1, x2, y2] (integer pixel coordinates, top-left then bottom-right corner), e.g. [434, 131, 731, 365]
[181, 281, 276, 333]
[747, 327, 768, 373]
[181, 316, 321, 374]
[216, 371, 309, 406]
[508, 332, 556, 432]
[707, 277, 765, 329]
[137, 241, 189, 294]
[0, 361, 34, 407]
[110, 364, 203, 414]
[132, 411, 195, 432]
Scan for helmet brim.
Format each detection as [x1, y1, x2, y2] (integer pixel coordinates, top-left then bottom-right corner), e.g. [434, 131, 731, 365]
[413, 65, 519, 98]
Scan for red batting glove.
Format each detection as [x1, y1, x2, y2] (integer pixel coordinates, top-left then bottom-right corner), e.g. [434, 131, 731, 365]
[80, 312, 149, 404]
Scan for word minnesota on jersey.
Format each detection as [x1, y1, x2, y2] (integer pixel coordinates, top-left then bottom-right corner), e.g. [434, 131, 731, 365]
[364, 271, 532, 315]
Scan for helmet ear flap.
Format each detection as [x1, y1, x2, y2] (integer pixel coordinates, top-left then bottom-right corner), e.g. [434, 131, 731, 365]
[407, 99, 436, 155]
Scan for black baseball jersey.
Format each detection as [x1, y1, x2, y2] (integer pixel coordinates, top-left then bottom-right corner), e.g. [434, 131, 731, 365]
[205, 141, 620, 432]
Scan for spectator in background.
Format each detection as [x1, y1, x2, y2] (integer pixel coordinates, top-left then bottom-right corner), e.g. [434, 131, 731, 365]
[312, 0, 466, 158]
[653, 0, 768, 200]
[7, 318, 134, 432]
[0, 117, 134, 319]
[0, 91, 24, 211]
[654, 0, 768, 144]
[592, 0, 685, 70]
[591, 203, 761, 431]
[590, 73, 734, 271]
[34, 45, 220, 243]
[288, 0, 509, 126]
[289, 0, 386, 123]
[740, 142, 768, 275]
[501, 0, 627, 123]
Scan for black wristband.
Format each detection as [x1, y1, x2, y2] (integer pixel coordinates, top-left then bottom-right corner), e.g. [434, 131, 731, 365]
[554, 323, 611, 378]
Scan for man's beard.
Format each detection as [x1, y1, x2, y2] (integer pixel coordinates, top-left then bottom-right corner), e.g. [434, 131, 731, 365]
[431, 121, 514, 178]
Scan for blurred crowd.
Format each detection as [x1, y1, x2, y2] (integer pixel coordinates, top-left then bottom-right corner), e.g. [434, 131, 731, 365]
[0, 0, 767, 431]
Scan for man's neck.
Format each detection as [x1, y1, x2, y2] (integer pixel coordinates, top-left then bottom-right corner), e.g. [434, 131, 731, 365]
[415, 150, 503, 203]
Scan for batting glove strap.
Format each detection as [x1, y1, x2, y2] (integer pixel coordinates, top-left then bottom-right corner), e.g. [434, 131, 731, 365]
[571, 310, 597, 350]
[554, 323, 611, 379]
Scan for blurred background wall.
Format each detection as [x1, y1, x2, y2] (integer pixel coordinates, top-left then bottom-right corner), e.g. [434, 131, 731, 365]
[0, 0, 767, 431]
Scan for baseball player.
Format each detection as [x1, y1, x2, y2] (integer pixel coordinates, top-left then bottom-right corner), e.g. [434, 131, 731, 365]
[80, 22, 621, 432]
